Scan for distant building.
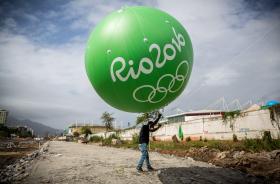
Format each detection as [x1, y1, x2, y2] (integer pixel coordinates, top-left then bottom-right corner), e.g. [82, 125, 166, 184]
[166, 110, 224, 124]
[0, 109, 8, 125]
[68, 123, 107, 135]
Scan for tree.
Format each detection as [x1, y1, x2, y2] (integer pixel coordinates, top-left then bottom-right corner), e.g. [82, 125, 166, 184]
[136, 111, 159, 124]
[73, 131, 80, 137]
[81, 126, 92, 136]
[101, 112, 115, 131]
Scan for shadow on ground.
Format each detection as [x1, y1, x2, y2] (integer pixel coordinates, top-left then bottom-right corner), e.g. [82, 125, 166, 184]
[158, 166, 266, 184]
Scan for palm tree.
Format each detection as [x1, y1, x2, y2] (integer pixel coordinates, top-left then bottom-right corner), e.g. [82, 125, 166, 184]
[101, 112, 115, 131]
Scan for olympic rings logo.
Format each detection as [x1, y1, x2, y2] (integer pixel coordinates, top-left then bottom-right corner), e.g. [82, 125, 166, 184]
[133, 60, 189, 103]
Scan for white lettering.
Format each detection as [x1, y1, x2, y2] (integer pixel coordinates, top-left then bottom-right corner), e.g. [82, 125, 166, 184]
[110, 27, 186, 82]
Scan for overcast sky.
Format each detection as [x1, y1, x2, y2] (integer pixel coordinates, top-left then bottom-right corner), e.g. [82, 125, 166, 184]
[0, 0, 279, 129]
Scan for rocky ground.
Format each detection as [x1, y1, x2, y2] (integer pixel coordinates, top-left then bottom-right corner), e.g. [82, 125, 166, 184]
[1, 141, 266, 184]
[156, 146, 280, 182]
[0, 141, 48, 183]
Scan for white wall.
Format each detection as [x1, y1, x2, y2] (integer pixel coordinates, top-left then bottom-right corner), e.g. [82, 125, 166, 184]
[119, 109, 280, 141]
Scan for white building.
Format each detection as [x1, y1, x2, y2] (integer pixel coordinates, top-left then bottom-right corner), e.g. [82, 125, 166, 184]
[119, 105, 280, 141]
[0, 109, 8, 125]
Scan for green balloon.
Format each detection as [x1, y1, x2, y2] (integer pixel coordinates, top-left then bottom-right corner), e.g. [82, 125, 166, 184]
[85, 6, 193, 113]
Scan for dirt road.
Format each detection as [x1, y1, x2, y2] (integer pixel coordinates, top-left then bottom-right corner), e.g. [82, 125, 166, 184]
[24, 141, 264, 184]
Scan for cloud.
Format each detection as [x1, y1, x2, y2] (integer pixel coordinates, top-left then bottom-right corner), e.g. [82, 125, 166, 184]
[204, 67, 239, 86]
[156, 0, 280, 113]
[0, 0, 279, 129]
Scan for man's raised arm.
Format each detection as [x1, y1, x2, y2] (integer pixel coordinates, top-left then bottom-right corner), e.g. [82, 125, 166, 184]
[149, 113, 162, 127]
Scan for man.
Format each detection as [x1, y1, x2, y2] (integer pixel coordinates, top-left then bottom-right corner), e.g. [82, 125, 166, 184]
[137, 113, 162, 172]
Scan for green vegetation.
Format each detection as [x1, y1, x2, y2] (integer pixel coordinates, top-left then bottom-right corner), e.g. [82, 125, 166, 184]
[132, 133, 139, 144]
[186, 136, 191, 142]
[80, 126, 92, 136]
[233, 134, 238, 142]
[101, 111, 115, 131]
[73, 131, 80, 137]
[89, 135, 103, 142]
[244, 131, 280, 151]
[110, 132, 280, 153]
[222, 110, 241, 121]
[222, 110, 241, 130]
[0, 125, 33, 138]
[89, 133, 121, 146]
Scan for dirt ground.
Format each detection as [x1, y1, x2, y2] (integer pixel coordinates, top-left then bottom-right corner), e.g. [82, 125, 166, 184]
[23, 141, 265, 184]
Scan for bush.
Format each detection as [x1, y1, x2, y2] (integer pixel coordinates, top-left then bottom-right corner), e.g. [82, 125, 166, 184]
[81, 127, 92, 136]
[233, 134, 238, 142]
[73, 131, 80, 137]
[186, 136, 191, 142]
[244, 138, 262, 151]
[262, 131, 272, 143]
[262, 131, 276, 150]
[0, 130, 9, 138]
[102, 137, 112, 145]
[109, 133, 120, 140]
[89, 135, 103, 142]
[132, 133, 139, 144]
[203, 138, 208, 142]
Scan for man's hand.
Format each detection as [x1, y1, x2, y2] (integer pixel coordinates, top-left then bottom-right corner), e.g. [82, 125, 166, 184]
[150, 124, 162, 132]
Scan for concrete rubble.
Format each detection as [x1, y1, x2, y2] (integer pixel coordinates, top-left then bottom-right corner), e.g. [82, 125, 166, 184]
[0, 142, 49, 183]
[157, 147, 280, 183]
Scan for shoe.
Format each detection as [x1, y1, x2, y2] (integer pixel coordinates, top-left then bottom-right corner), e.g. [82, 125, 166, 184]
[147, 166, 155, 171]
[137, 167, 144, 172]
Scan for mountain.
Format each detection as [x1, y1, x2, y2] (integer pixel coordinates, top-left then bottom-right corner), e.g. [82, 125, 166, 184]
[6, 116, 63, 137]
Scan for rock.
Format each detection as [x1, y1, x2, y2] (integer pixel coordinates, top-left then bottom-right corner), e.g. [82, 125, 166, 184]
[157, 170, 161, 175]
[186, 157, 194, 161]
[216, 151, 230, 159]
[233, 151, 245, 159]
[269, 149, 280, 159]
[172, 135, 179, 143]
[111, 139, 122, 145]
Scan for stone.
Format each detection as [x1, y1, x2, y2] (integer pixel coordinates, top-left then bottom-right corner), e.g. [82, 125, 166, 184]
[111, 139, 122, 145]
[233, 151, 245, 159]
[269, 149, 280, 159]
[216, 151, 229, 159]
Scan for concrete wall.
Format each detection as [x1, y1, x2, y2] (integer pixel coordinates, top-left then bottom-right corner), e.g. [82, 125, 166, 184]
[69, 126, 107, 135]
[119, 109, 280, 141]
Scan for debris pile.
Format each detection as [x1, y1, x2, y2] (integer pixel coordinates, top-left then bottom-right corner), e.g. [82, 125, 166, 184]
[0, 142, 49, 183]
[156, 147, 280, 183]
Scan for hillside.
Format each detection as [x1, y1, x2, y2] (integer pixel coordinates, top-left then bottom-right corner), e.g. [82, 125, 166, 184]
[6, 116, 62, 137]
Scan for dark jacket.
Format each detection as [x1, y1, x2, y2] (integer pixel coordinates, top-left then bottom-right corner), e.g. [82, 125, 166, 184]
[139, 115, 161, 144]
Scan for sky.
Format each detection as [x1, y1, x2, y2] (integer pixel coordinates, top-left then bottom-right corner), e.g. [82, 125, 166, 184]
[0, 0, 279, 129]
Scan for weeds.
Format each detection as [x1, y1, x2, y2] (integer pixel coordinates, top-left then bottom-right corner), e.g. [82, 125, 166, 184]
[233, 134, 238, 142]
[89, 135, 103, 143]
[132, 133, 139, 144]
[186, 136, 191, 142]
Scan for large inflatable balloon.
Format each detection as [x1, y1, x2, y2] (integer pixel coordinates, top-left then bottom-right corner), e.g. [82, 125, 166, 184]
[85, 6, 193, 112]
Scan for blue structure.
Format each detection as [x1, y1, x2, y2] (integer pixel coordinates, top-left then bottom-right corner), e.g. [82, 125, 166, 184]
[266, 100, 280, 107]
